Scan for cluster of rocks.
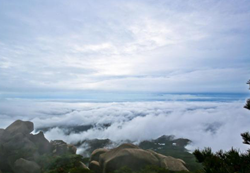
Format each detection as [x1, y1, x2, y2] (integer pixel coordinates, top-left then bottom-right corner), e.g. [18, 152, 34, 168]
[0, 120, 189, 173]
[0, 120, 76, 173]
[89, 143, 189, 173]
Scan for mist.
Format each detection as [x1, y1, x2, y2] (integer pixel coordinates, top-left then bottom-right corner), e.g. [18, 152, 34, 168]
[0, 98, 249, 152]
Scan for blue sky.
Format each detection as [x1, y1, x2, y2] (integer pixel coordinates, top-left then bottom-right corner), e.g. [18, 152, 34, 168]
[0, 0, 250, 98]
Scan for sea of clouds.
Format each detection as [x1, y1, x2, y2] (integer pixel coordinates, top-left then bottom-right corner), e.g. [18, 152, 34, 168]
[0, 98, 250, 152]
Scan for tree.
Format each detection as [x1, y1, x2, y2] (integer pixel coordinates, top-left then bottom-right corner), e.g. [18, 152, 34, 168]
[193, 134, 250, 173]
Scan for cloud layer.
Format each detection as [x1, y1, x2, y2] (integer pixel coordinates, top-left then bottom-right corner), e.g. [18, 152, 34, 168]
[0, 99, 250, 152]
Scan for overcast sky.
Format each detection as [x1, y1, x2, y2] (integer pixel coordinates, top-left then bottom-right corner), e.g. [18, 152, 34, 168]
[0, 0, 250, 98]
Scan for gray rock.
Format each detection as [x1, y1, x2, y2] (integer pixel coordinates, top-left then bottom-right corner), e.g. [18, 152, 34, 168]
[91, 143, 188, 173]
[0, 129, 4, 138]
[147, 150, 188, 172]
[90, 148, 109, 162]
[51, 140, 77, 155]
[13, 158, 41, 173]
[29, 131, 51, 154]
[80, 161, 89, 170]
[5, 120, 34, 136]
[0, 120, 78, 173]
[89, 161, 101, 173]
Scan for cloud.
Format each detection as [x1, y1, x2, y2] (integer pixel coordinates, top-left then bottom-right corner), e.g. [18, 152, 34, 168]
[0, 0, 250, 96]
[0, 99, 250, 152]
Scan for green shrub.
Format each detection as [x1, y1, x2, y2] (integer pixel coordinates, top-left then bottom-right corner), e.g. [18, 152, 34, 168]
[193, 132, 250, 173]
[113, 165, 200, 173]
[40, 154, 92, 173]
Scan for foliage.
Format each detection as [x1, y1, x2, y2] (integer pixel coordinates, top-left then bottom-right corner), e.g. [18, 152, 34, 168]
[193, 132, 250, 173]
[244, 99, 250, 110]
[39, 154, 92, 173]
[113, 165, 201, 173]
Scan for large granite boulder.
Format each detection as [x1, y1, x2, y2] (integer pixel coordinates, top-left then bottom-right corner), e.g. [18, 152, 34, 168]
[28, 131, 51, 154]
[0, 129, 4, 138]
[0, 120, 78, 173]
[147, 150, 189, 171]
[89, 161, 101, 173]
[90, 143, 188, 173]
[90, 148, 109, 162]
[80, 161, 90, 170]
[5, 120, 34, 135]
[0, 121, 38, 172]
[13, 158, 41, 173]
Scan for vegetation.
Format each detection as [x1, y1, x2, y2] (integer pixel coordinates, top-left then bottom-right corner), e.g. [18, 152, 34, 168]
[38, 154, 92, 173]
[245, 99, 250, 110]
[113, 165, 201, 173]
[193, 132, 250, 173]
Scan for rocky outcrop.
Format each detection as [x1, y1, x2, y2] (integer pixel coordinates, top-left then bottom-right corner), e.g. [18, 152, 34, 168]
[89, 161, 101, 173]
[13, 158, 41, 173]
[90, 143, 188, 173]
[0, 120, 78, 173]
[0, 120, 38, 172]
[28, 131, 51, 155]
[80, 161, 89, 170]
[147, 150, 189, 171]
[90, 148, 109, 162]
[5, 120, 34, 135]
[0, 129, 4, 138]
[51, 140, 77, 155]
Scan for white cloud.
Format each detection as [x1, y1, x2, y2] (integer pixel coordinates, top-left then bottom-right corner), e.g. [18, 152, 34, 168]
[0, 0, 250, 94]
[0, 99, 249, 152]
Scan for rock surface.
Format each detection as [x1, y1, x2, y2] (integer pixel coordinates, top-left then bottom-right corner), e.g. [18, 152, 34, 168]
[51, 140, 77, 155]
[90, 143, 188, 173]
[80, 161, 89, 170]
[13, 158, 41, 173]
[5, 120, 34, 135]
[89, 161, 101, 173]
[0, 120, 78, 173]
[28, 131, 51, 155]
[90, 148, 109, 162]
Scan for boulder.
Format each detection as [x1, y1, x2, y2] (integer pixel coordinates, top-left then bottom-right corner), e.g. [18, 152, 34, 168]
[28, 131, 51, 154]
[5, 120, 34, 136]
[89, 161, 101, 173]
[80, 161, 89, 170]
[90, 148, 109, 162]
[99, 145, 159, 173]
[90, 143, 188, 173]
[0, 129, 4, 138]
[0, 120, 79, 173]
[13, 158, 41, 173]
[51, 140, 77, 155]
[1, 132, 37, 153]
[147, 150, 188, 171]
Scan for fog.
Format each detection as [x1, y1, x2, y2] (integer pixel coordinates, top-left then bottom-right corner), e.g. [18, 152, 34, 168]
[0, 98, 249, 152]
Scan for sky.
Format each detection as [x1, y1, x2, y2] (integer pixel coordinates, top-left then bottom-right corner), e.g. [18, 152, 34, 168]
[1, 0, 250, 153]
[0, 0, 250, 99]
